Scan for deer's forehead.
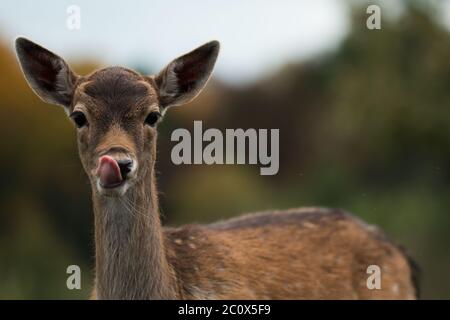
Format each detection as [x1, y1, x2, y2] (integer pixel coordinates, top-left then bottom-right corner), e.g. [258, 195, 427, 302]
[74, 67, 158, 115]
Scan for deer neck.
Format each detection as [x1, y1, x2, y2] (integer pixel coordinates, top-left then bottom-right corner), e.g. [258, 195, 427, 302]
[92, 165, 177, 299]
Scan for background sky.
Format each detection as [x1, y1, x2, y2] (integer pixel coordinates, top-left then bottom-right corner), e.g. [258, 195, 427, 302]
[0, 0, 352, 84]
[2, 0, 449, 83]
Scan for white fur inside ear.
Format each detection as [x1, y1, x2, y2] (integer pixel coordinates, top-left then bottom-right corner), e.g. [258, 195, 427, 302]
[55, 63, 74, 98]
[155, 41, 219, 109]
[15, 38, 76, 109]
[26, 66, 72, 108]
[159, 61, 180, 101]
[157, 59, 209, 108]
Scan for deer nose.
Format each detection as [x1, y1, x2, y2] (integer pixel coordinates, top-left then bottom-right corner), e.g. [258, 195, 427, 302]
[117, 159, 134, 178]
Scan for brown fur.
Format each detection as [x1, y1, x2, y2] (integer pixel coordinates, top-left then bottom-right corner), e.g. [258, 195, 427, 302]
[15, 38, 419, 300]
[164, 208, 418, 299]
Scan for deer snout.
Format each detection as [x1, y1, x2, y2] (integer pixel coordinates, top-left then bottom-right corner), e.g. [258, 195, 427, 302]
[116, 159, 133, 178]
[96, 155, 136, 190]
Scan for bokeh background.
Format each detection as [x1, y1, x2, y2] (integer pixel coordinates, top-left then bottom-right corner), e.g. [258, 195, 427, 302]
[0, 0, 449, 299]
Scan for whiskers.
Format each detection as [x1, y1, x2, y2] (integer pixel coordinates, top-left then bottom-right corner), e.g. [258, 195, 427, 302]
[119, 194, 152, 228]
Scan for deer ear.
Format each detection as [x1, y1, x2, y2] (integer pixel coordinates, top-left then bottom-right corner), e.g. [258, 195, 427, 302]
[15, 37, 77, 109]
[155, 41, 220, 109]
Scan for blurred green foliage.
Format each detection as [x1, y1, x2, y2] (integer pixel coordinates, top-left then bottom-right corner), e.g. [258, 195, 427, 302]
[0, 3, 449, 299]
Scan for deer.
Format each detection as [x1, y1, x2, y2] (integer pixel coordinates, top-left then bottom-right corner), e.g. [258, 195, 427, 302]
[15, 37, 419, 300]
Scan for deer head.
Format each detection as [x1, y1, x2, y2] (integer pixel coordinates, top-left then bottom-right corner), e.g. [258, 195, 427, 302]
[15, 37, 219, 197]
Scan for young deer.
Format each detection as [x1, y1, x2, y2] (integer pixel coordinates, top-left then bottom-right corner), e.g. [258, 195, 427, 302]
[15, 37, 419, 300]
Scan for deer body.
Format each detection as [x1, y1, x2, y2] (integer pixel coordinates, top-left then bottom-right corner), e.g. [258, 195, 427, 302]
[15, 38, 419, 300]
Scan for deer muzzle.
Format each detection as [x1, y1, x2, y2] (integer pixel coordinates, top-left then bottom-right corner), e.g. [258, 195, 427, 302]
[96, 155, 134, 189]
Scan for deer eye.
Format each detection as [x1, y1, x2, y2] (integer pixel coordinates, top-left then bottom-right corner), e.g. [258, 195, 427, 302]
[145, 112, 161, 127]
[70, 111, 88, 128]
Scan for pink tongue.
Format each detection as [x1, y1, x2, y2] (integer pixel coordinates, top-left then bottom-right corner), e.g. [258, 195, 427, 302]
[97, 156, 123, 187]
